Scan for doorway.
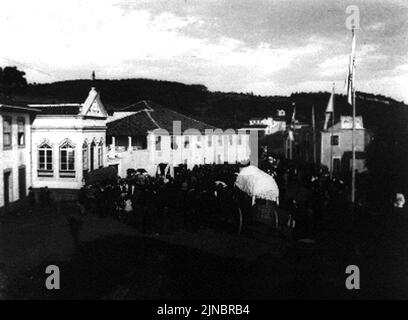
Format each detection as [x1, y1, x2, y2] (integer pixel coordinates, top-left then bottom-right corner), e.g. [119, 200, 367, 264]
[90, 142, 95, 171]
[332, 158, 341, 175]
[3, 170, 12, 208]
[18, 166, 26, 200]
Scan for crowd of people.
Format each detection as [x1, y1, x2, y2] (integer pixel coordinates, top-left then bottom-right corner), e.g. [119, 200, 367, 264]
[72, 153, 406, 255]
[78, 164, 246, 235]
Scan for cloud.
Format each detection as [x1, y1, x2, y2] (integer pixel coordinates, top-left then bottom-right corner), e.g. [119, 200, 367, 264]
[0, 0, 407, 102]
[317, 44, 386, 78]
[365, 22, 386, 31]
[0, 0, 322, 87]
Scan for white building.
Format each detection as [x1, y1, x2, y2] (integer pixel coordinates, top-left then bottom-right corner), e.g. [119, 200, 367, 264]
[246, 115, 286, 135]
[28, 88, 108, 197]
[320, 116, 370, 174]
[0, 103, 39, 212]
[106, 101, 252, 177]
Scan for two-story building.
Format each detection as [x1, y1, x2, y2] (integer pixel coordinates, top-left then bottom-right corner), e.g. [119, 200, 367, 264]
[0, 101, 39, 212]
[321, 116, 371, 174]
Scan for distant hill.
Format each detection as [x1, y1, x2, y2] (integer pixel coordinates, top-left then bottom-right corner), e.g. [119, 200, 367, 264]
[4, 78, 408, 132]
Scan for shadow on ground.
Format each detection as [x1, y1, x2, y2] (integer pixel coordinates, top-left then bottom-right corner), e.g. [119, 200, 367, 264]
[6, 232, 398, 300]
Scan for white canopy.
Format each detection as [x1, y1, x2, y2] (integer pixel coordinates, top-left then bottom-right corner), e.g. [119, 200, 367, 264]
[235, 165, 279, 202]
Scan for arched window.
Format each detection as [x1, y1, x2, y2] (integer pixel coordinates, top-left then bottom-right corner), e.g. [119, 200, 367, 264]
[38, 141, 53, 177]
[60, 140, 76, 177]
[98, 139, 104, 168]
[82, 140, 89, 172]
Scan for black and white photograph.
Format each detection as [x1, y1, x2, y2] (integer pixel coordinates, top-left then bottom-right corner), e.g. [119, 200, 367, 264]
[0, 0, 407, 304]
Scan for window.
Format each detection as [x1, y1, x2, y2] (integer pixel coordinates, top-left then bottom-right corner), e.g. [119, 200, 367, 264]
[238, 134, 242, 145]
[3, 116, 12, 149]
[229, 135, 233, 146]
[82, 141, 89, 171]
[60, 140, 75, 177]
[184, 136, 190, 148]
[98, 141, 103, 168]
[207, 135, 212, 147]
[218, 135, 222, 146]
[331, 135, 339, 146]
[171, 136, 178, 150]
[155, 136, 161, 151]
[17, 118, 25, 147]
[38, 142, 53, 176]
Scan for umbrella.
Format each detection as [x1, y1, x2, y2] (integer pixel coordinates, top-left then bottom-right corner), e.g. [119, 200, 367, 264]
[235, 165, 279, 202]
[214, 180, 227, 188]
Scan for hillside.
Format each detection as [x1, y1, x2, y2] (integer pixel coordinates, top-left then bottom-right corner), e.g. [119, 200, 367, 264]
[3, 78, 408, 132]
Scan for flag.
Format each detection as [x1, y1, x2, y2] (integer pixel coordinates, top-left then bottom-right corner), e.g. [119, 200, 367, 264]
[288, 129, 295, 141]
[323, 85, 335, 130]
[345, 29, 356, 105]
[291, 104, 296, 125]
[288, 103, 296, 142]
[311, 104, 315, 131]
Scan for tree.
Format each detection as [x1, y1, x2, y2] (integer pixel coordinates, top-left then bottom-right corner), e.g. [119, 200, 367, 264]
[0, 66, 28, 90]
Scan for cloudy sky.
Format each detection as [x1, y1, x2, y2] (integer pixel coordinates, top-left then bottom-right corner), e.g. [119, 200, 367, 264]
[0, 0, 407, 101]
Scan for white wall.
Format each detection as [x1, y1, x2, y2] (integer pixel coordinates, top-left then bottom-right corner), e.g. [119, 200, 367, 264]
[108, 132, 251, 176]
[321, 129, 367, 173]
[31, 115, 106, 189]
[0, 112, 32, 209]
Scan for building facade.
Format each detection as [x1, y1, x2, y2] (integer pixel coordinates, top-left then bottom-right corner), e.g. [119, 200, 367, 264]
[106, 101, 252, 177]
[29, 88, 108, 194]
[320, 116, 370, 174]
[0, 104, 38, 212]
[246, 116, 286, 135]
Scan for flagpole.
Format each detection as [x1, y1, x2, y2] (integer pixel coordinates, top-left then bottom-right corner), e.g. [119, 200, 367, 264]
[290, 103, 296, 160]
[351, 86, 356, 205]
[351, 28, 356, 208]
[330, 83, 335, 178]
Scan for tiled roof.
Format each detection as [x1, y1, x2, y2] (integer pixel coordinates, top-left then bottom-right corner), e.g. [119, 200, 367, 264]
[26, 88, 107, 116]
[107, 100, 216, 136]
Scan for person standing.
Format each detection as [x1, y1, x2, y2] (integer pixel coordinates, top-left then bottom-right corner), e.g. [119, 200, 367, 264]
[28, 187, 36, 211]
